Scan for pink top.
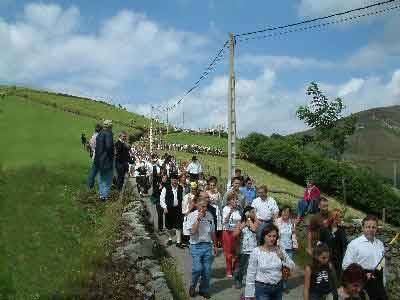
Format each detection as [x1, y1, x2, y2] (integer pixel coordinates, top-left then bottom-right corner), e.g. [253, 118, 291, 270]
[303, 185, 320, 202]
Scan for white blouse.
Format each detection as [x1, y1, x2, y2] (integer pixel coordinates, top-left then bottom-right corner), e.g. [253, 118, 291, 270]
[222, 206, 242, 231]
[245, 246, 295, 297]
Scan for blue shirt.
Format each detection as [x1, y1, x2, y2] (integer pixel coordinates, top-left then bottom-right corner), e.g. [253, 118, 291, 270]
[240, 187, 257, 205]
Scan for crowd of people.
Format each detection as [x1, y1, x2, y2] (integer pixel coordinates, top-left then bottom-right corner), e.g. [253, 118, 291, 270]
[84, 122, 389, 300]
[161, 143, 225, 156]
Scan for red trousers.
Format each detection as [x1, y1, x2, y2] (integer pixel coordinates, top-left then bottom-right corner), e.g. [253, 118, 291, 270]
[222, 230, 239, 275]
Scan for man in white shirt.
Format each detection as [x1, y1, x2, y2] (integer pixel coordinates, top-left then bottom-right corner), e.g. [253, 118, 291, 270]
[87, 123, 102, 190]
[160, 173, 184, 248]
[342, 215, 387, 300]
[186, 156, 203, 182]
[251, 185, 279, 244]
[186, 197, 217, 299]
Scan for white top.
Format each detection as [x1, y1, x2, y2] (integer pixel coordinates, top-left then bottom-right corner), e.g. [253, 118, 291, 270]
[182, 193, 195, 214]
[159, 186, 179, 209]
[186, 161, 202, 174]
[275, 218, 294, 250]
[89, 132, 98, 160]
[186, 210, 215, 244]
[342, 234, 385, 271]
[241, 226, 257, 254]
[245, 246, 295, 297]
[222, 206, 242, 231]
[251, 197, 279, 221]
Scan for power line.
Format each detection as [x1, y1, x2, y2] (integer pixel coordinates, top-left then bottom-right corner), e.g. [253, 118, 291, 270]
[236, 3, 400, 43]
[235, 0, 399, 38]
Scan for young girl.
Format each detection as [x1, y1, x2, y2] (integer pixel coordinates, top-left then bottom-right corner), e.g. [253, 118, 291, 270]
[207, 176, 223, 247]
[275, 206, 298, 293]
[338, 263, 369, 300]
[233, 206, 260, 289]
[304, 243, 338, 300]
[222, 193, 242, 278]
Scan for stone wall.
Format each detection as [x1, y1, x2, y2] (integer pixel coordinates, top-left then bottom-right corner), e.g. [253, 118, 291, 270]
[111, 180, 173, 300]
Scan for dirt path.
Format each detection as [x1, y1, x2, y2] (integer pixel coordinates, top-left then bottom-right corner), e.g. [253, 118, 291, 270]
[143, 192, 305, 300]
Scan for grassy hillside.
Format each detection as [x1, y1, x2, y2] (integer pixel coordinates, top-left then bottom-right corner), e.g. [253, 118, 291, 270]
[165, 132, 228, 150]
[0, 96, 125, 299]
[0, 85, 151, 130]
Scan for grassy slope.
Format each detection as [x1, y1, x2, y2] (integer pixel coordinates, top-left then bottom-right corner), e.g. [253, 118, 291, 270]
[0, 85, 150, 129]
[0, 96, 125, 299]
[165, 132, 229, 151]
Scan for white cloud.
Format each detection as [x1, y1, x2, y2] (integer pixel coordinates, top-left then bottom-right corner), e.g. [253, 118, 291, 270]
[338, 78, 365, 97]
[298, 0, 380, 17]
[0, 3, 207, 97]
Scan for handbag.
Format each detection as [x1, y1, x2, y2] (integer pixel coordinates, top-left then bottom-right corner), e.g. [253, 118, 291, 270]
[282, 265, 291, 280]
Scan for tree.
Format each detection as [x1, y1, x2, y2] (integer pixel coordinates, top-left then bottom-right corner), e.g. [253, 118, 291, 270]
[296, 81, 357, 160]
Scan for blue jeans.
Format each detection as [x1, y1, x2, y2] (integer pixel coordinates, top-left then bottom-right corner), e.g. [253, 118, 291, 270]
[282, 249, 294, 290]
[256, 220, 272, 245]
[87, 162, 98, 190]
[190, 243, 214, 293]
[255, 281, 283, 300]
[99, 168, 113, 199]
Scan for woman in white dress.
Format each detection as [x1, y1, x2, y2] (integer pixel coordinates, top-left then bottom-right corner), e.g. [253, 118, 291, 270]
[207, 176, 223, 246]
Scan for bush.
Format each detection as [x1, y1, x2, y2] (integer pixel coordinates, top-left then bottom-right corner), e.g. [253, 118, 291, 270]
[241, 133, 400, 225]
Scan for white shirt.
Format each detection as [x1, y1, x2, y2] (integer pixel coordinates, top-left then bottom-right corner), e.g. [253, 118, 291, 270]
[186, 210, 215, 244]
[222, 206, 242, 231]
[245, 246, 295, 297]
[182, 193, 195, 214]
[186, 161, 202, 174]
[89, 133, 98, 160]
[159, 186, 178, 209]
[251, 197, 279, 221]
[342, 234, 385, 271]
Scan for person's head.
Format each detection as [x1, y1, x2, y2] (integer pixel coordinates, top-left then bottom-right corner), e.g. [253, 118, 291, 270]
[312, 243, 330, 269]
[245, 177, 253, 188]
[170, 173, 179, 186]
[161, 174, 168, 182]
[192, 156, 197, 162]
[260, 224, 279, 247]
[179, 173, 187, 184]
[200, 191, 210, 204]
[306, 178, 314, 188]
[119, 131, 128, 142]
[103, 119, 112, 129]
[362, 215, 378, 241]
[242, 206, 256, 222]
[319, 197, 329, 214]
[329, 208, 342, 226]
[207, 177, 218, 190]
[341, 263, 367, 296]
[197, 198, 208, 214]
[227, 192, 238, 208]
[95, 123, 103, 133]
[231, 177, 242, 191]
[235, 168, 242, 177]
[258, 185, 268, 199]
[280, 206, 292, 221]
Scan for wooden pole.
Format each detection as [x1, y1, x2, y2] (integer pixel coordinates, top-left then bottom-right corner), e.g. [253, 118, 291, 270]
[394, 161, 397, 188]
[227, 32, 236, 185]
[149, 105, 153, 153]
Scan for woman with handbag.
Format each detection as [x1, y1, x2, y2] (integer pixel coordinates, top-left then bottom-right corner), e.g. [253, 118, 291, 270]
[245, 224, 295, 300]
[222, 192, 242, 278]
[275, 206, 298, 293]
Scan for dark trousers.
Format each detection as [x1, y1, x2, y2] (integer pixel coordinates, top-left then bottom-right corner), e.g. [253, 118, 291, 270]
[156, 203, 164, 231]
[234, 253, 250, 285]
[116, 161, 129, 191]
[365, 269, 387, 300]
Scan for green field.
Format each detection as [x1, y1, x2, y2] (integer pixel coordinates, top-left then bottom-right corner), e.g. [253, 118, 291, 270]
[165, 132, 229, 151]
[0, 96, 125, 299]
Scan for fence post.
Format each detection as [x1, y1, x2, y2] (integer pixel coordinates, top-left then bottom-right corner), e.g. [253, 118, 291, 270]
[218, 167, 222, 178]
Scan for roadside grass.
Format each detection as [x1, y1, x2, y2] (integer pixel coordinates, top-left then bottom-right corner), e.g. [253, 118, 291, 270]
[0, 97, 125, 299]
[160, 257, 189, 300]
[165, 132, 229, 151]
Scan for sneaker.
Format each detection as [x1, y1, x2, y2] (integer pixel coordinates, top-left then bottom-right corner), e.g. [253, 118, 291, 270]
[189, 286, 196, 297]
[234, 280, 242, 289]
[198, 291, 211, 299]
[175, 242, 184, 248]
[227, 273, 233, 278]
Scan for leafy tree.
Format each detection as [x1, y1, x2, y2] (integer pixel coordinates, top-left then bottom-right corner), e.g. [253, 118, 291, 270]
[296, 81, 357, 159]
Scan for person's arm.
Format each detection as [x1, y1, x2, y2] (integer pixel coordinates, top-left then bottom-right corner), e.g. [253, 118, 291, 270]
[276, 247, 296, 270]
[191, 211, 205, 234]
[306, 230, 313, 256]
[233, 222, 243, 238]
[272, 199, 279, 220]
[223, 206, 233, 224]
[244, 249, 258, 298]
[160, 188, 167, 212]
[248, 219, 259, 232]
[342, 241, 355, 271]
[304, 265, 311, 300]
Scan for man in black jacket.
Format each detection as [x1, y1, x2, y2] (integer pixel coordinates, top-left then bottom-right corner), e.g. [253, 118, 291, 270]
[94, 119, 114, 201]
[115, 131, 131, 191]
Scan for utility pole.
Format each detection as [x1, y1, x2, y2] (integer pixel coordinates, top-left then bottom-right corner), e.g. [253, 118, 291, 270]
[227, 32, 237, 185]
[149, 105, 153, 153]
[182, 110, 185, 129]
[394, 161, 398, 188]
[166, 109, 169, 135]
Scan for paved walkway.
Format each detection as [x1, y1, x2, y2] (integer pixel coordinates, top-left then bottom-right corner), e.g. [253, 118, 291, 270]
[142, 191, 305, 300]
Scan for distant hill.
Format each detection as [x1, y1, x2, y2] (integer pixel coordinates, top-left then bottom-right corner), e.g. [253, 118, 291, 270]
[297, 105, 400, 183]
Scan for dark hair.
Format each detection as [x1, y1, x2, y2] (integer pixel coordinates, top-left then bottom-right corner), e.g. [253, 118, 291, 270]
[235, 168, 241, 173]
[245, 176, 252, 183]
[279, 206, 292, 217]
[192, 156, 197, 161]
[362, 214, 378, 226]
[311, 243, 330, 273]
[260, 223, 279, 246]
[242, 206, 255, 222]
[342, 263, 367, 286]
[232, 176, 242, 183]
[320, 197, 328, 203]
[207, 176, 218, 184]
[95, 124, 103, 132]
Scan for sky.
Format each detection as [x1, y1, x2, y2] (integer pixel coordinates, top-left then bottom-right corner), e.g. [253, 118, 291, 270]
[1, 0, 399, 135]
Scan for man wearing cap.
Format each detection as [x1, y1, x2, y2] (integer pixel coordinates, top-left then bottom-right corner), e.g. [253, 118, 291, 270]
[94, 120, 114, 201]
[186, 156, 203, 182]
[160, 173, 184, 247]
